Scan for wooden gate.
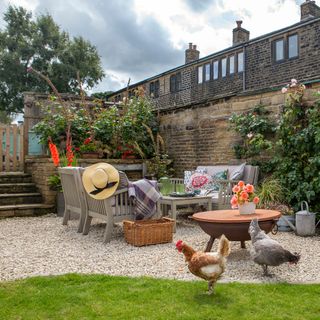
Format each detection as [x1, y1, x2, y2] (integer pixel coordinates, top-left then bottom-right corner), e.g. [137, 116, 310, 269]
[0, 124, 24, 172]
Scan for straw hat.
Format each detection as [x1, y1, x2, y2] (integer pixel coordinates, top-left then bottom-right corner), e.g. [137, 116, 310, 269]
[82, 163, 119, 200]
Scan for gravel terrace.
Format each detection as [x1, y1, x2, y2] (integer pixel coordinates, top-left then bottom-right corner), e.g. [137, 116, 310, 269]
[0, 214, 319, 283]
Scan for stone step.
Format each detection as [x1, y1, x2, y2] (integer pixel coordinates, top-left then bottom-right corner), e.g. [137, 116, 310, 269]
[0, 204, 54, 217]
[0, 183, 38, 194]
[0, 193, 42, 205]
[0, 172, 32, 183]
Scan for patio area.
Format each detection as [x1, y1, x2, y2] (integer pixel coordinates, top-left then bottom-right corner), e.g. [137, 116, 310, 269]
[1, 214, 319, 284]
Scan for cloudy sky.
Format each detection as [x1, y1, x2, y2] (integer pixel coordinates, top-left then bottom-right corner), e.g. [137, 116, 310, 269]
[0, 0, 305, 93]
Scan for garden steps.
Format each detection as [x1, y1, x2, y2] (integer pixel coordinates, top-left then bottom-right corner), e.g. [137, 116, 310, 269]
[0, 204, 54, 217]
[0, 172, 32, 183]
[0, 193, 42, 205]
[0, 182, 38, 194]
[0, 172, 54, 217]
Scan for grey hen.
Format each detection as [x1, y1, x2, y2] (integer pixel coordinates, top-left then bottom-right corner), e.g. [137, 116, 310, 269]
[249, 218, 300, 276]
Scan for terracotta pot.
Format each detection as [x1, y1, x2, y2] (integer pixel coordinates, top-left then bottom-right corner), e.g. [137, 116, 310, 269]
[238, 202, 256, 215]
[81, 152, 100, 159]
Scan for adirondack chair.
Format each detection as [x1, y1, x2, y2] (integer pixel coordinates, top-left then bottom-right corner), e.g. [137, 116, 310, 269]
[77, 167, 135, 243]
[58, 167, 87, 233]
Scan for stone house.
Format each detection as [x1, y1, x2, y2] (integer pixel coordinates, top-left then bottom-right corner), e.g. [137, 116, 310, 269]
[108, 0, 320, 175]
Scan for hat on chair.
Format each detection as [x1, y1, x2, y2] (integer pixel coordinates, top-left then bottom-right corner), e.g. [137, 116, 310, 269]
[82, 163, 120, 200]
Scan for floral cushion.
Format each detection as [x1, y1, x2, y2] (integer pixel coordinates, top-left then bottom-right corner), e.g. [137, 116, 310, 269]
[211, 170, 228, 191]
[185, 169, 227, 193]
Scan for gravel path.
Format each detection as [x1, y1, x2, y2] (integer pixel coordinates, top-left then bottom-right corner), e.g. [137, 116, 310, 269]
[0, 214, 319, 283]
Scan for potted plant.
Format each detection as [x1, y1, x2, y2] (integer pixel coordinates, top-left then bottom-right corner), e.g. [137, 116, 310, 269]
[48, 174, 64, 216]
[78, 137, 102, 158]
[230, 181, 260, 214]
[256, 177, 295, 231]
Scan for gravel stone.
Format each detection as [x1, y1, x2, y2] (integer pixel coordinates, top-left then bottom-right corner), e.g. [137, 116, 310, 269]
[0, 214, 319, 283]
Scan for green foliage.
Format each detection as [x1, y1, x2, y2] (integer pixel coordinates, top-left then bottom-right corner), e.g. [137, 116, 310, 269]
[0, 274, 319, 320]
[47, 174, 61, 192]
[274, 86, 320, 213]
[0, 5, 104, 115]
[229, 105, 276, 160]
[229, 105, 277, 176]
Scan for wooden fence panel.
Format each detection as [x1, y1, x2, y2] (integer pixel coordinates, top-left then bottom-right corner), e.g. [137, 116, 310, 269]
[0, 124, 24, 172]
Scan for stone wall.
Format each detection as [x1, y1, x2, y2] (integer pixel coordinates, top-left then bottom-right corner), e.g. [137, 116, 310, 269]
[159, 84, 320, 177]
[25, 158, 146, 205]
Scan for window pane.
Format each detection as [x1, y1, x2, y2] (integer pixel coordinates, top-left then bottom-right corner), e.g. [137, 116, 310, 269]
[198, 66, 203, 84]
[154, 80, 160, 98]
[213, 61, 219, 79]
[221, 58, 227, 77]
[176, 72, 181, 91]
[170, 75, 176, 92]
[229, 56, 235, 74]
[275, 39, 284, 61]
[238, 52, 244, 72]
[288, 34, 298, 58]
[205, 63, 210, 81]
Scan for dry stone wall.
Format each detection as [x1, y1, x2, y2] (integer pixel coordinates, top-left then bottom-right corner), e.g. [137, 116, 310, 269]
[159, 84, 320, 177]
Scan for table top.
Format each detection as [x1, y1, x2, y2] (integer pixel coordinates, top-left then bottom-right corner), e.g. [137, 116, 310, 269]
[192, 209, 281, 223]
[160, 195, 212, 200]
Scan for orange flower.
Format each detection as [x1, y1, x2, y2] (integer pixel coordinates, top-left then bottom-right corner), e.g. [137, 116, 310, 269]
[246, 184, 254, 193]
[48, 141, 60, 167]
[238, 181, 245, 188]
[241, 191, 249, 200]
[232, 185, 240, 193]
[253, 196, 260, 204]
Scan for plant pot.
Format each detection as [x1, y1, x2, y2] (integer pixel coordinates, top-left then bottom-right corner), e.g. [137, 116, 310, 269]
[56, 191, 65, 217]
[238, 202, 256, 215]
[81, 152, 100, 159]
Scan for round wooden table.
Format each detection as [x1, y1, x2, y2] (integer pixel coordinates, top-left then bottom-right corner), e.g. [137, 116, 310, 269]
[192, 209, 281, 251]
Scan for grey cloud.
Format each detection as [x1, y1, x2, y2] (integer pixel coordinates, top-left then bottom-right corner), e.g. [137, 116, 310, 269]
[34, 0, 184, 91]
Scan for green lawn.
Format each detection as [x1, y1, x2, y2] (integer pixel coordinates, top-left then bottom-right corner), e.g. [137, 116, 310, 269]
[0, 274, 319, 320]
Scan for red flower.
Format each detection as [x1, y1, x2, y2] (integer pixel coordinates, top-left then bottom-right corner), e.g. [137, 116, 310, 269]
[84, 137, 92, 145]
[66, 135, 74, 167]
[48, 141, 60, 167]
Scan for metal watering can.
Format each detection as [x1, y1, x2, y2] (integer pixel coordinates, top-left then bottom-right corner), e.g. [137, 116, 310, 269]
[295, 201, 316, 236]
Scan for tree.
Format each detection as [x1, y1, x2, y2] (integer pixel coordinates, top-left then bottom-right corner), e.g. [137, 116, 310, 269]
[0, 6, 105, 115]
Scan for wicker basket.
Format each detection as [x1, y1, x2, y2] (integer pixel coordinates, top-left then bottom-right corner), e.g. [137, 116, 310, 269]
[123, 218, 174, 247]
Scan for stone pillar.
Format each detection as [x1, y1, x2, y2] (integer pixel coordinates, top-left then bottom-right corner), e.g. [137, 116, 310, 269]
[300, 0, 320, 20]
[185, 43, 200, 64]
[232, 21, 250, 46]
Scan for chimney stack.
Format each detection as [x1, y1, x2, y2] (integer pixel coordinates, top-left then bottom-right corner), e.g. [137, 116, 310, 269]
[232, 20, 250, 46]
[300, 0, 320, 20]
[185, 42, 200, 64]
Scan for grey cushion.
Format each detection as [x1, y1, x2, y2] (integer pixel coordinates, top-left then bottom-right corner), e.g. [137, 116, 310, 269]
[229, 163, 246, 180]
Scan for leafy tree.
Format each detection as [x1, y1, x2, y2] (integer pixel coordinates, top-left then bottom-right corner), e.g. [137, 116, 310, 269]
[0, 5, 105, 115]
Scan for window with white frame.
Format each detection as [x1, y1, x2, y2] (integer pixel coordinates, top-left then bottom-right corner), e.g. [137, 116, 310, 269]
[275, 39, 284, 61]
[213, 61, 219, 79]
[229, 56, 235, 74]
[238, 52, 244, 72]
[221, 58, 227, 77]
[288, 34, 298, 59]
[204, 63, 210, 81]
[198, 66, 203, 84]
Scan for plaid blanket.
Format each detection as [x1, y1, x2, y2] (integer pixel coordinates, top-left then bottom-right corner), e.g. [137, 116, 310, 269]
[128, 179, 160, 220]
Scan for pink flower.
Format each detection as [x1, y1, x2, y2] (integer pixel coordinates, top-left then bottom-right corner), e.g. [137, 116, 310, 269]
[238, 181, 245, 188]
[232, 185, 240, 193]
[291, 78, 297, 84]
[245, 184, 254, 193]
[247, 132, 253, 139]
[253, 196, 260, 204]
[281, 87, 288, 94]
[230, 196, 238, 208]
[241, 191, 249, 200]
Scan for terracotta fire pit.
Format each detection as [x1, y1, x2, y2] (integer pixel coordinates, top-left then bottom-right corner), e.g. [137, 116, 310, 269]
[192, 209, 281, 251]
